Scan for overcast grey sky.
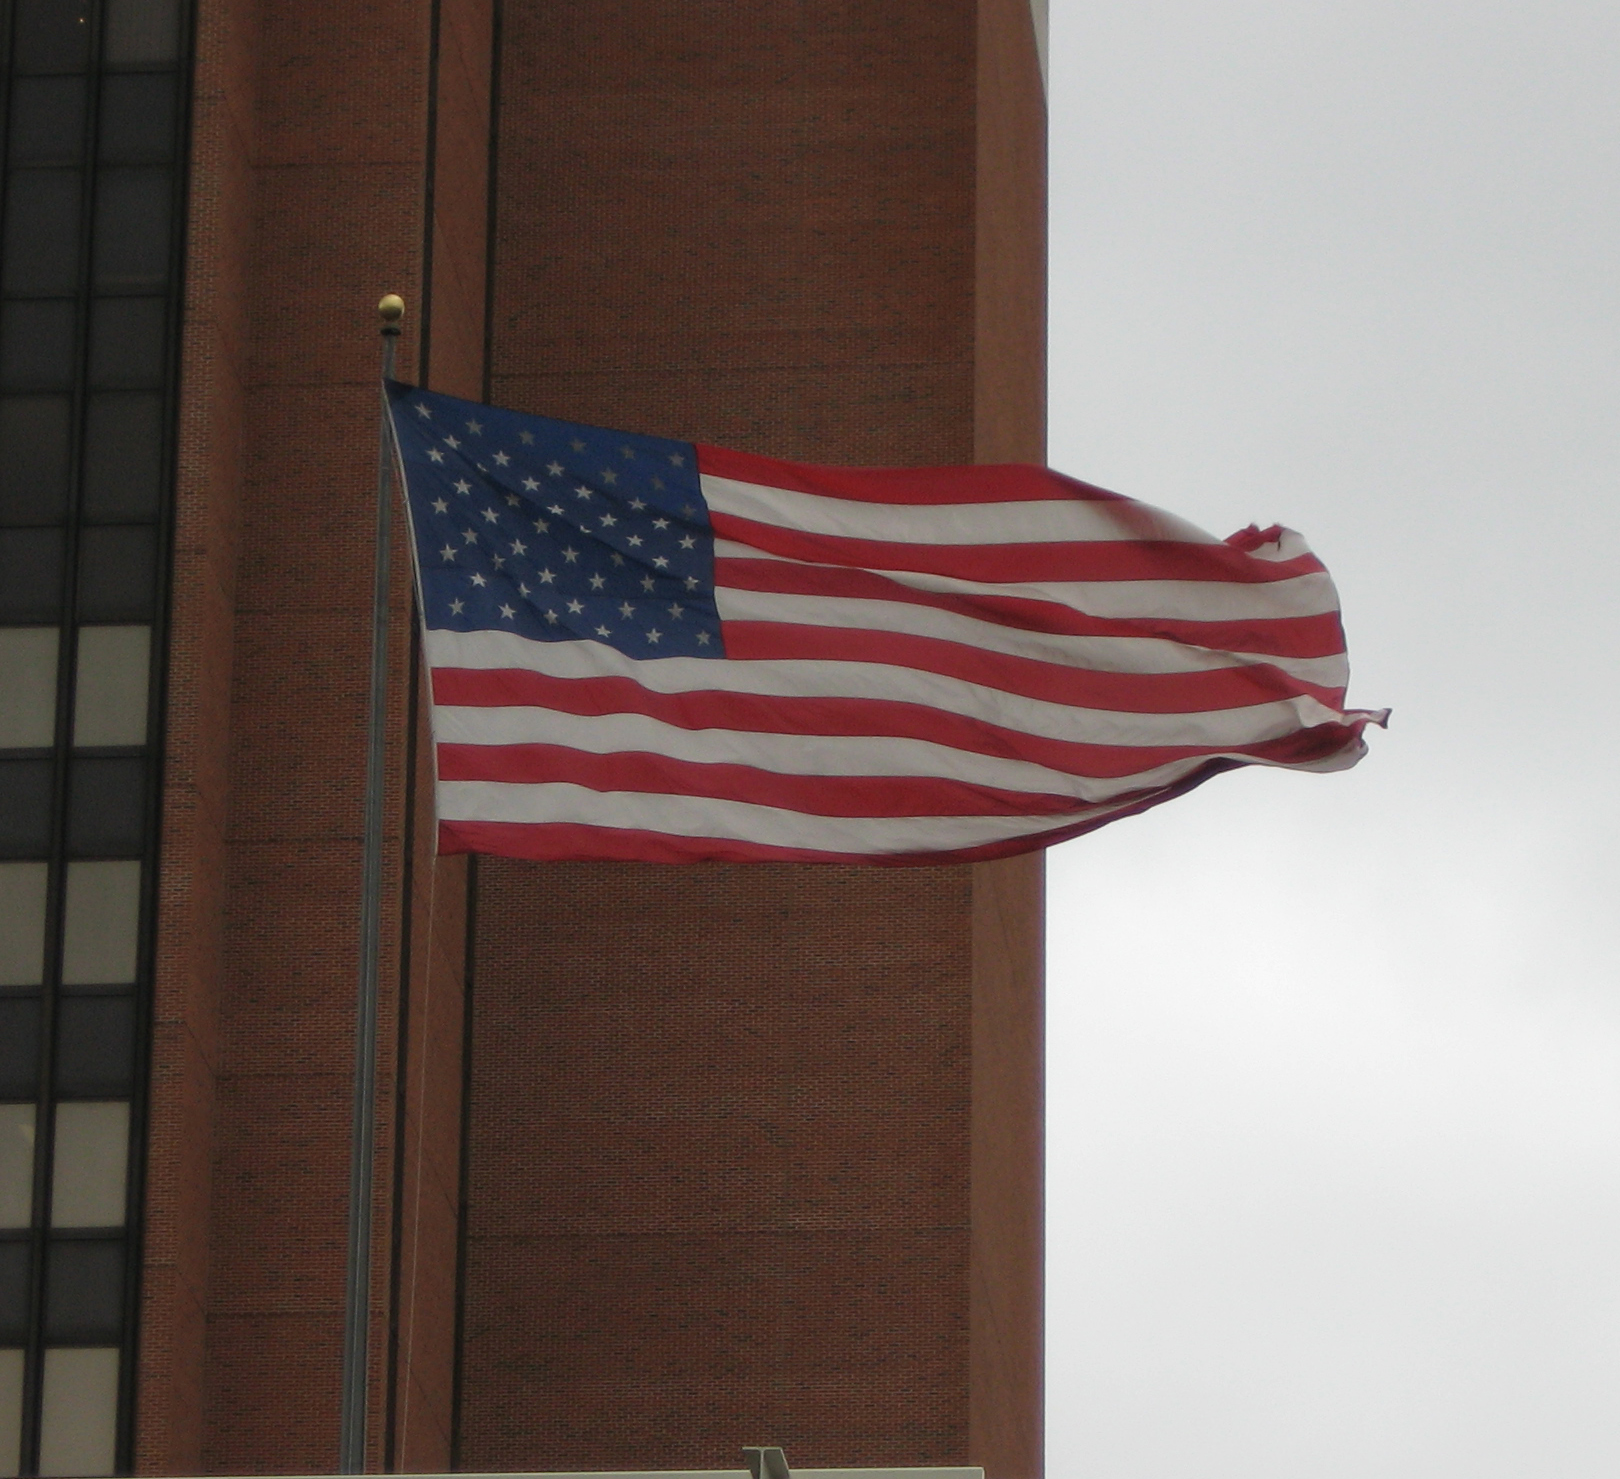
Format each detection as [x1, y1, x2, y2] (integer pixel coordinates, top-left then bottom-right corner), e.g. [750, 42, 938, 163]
[1042, 4, 1620, 1475]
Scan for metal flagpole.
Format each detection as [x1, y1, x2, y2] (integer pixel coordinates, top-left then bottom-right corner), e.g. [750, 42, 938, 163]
[340, 292, 405, 1474]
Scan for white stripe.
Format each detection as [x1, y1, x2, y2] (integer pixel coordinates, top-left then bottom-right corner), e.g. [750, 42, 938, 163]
[437, 779, 1145, 854]
[424, 628, 1350, 748]
[712, 587, 1348, 688]
[435, 703, 1230, 803]
[712, 541, 1342, 623]
[701, 474, 1220, 547]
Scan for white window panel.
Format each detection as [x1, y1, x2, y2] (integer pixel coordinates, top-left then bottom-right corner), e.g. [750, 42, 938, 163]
[0, 627, 58, 748]
[0, 1347, 22, 1479]
[60, 861, 141, 986]
[50, 1102, 128, 1229]
[0, 1106, 34, 1230]
[72, 626, 150, 748]
[37, 1347, 118, 1477]
[0, 862, 48, 986]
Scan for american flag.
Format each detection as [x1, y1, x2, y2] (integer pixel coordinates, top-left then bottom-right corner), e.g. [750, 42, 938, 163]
[386, 381, 1384, 865]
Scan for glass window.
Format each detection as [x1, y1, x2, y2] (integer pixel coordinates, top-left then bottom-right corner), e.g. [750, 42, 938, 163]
[0, 862, 49, 986]
[0, 628, 58, 748]
[0, 396, 72, 525]
[75, 525, 156, 619]
[92, 168, 171, 291]
[98, 74, 176, 163]
[0, 761, 53, 859]
[0, 529, 64, 620]
[60, 860, 140, 985]
[44, 1240, 124, 1338]
[1, 171, 81, 296]
[66, 756, 146, 855]
[53, 997, 134, 1098]
[72, 626, 149, 747]
[0, 1346, 21, 1478]
[49, 1102, 127, 1228]
[37, 1347, 118, 1477]
[0, 1243, 29, 1342]
[88, 296, 164, 388]
[8, 76, 87, 165]
[0, 1106, 34, 1229]
[0, 299, 75, 392]
[81, 393, 162, 520]
[11, 0, 93, 76]
[0, 998, 41, 1098]
[104, 0, 182, 66]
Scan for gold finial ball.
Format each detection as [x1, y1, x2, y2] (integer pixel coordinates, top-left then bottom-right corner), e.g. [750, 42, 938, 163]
[378, 293, 406, 324]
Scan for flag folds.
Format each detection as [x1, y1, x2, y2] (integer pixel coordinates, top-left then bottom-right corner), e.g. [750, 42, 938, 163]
[386, 382, 1384, 865]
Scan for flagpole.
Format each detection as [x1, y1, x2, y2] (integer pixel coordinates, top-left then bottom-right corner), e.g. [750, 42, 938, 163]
[340, 292, 404, 1474]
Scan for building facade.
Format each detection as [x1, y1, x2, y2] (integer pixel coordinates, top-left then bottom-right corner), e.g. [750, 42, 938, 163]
[0, 1, 1046, 1475]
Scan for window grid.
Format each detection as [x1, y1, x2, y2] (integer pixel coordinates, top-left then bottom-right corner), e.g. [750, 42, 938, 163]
[0, 2, 191, 1472]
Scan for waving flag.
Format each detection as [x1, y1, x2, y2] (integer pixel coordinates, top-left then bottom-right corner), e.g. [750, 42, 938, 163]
[385, 381, 1384, 865]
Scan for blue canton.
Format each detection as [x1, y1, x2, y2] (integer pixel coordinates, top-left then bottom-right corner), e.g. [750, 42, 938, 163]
[386, 381, 723, 660]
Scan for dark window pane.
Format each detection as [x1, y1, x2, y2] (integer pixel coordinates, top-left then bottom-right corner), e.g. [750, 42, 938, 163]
[82, 393, 162, 520]
[92, 168, 171, 290]
[0, 997, 43, 1097]
[0, 299, 76, 390]
[1, 171, 83, 295]
[9, 76, 88, 165]
[105, 0, 181, 66]
[67, 757, 146, 855]
[0, 1240, 31, 1342]
[0, 759, 54, 857]
[76, 525, 156, 618]
[88, 297, 164, 388]
[12, 0, 93, 74]
[98, 74, 177, 163]
[0, 527, 65, 618]
[54, 997, 135, 1096]
[45, 1238, 125, 1339]
[0, 396, 73, 525]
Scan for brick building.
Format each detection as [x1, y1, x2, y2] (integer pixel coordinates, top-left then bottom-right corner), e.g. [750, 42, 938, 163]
[0, 1, 1045, 1476]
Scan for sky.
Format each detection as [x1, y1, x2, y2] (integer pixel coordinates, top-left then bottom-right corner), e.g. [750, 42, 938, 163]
[1041, 4, 1620, 1476]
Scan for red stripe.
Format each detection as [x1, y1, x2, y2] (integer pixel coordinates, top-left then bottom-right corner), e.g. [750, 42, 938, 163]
[697, 445, 1126, 505]
[437, 760, 1243, 866]
[716, 557, 1348, 659]
[437, 743, 1083, 818]
[709, 512, 1325, 585]
[431, 666, 1366, 776]
[719, 623, 1345, 712]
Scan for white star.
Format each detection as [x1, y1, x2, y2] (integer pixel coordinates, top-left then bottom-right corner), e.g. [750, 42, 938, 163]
[684, 576, 700, 590]
[449, 598, 464, 614]
[668, 603, 683, 618]
[493, 450, 511, 466]
[646, 628, 662, 644]
[653, 555, 670, 569]
[562, 547, 579, 563]
[600, 468, 618, 484]
[546, 461, 564, 476]
[505, 493, 520, 507]
[668, 452, 684, 465]
[651, 477, 665, 492]
[629, 497, 646, 511]
[544, 608, 559, 623]
[439, 545, 456, 561]
[548, 504, 565, 516]
[498, 603, 515, 619]
[533, 517, 549, 533]
[681, 504, 698, 518]
[522, 477, 540, 491]
[431, 498, 448, 514]
[482, 507, 499, 523]
[470, 572, 487, 587]
[519, 430, 535, 445]
[466, 419, 483, 434]
[444, 434, 461, 449]
[679, 535, 696, 549]
[620, 446, 635, 459]
[599, 513, 617, 528]
[574, 484, 593, 500]
[414, 402, 432, 418]
[518, 582, 530, 596]
[652, 517, 670, 530]
[510, 538, 527, 555]
[589, 573, 606, 590]
[461, 529, 478, 544]
[609, 552, 625, 566]
[492, 554, 505, 568]
[427, 447, 445, 463]
[570, 438, 586, 452]
[454, 479, 471, 495]
[627, 535, 643, 548]
[619, 602, 635, 618]
[538, 568, 555, 584]
[567, 599, 584, 614]
[696, 631, 711, 646]
[640, 576, 656, 593]
[596, 625, 612, 638]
